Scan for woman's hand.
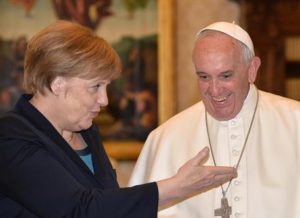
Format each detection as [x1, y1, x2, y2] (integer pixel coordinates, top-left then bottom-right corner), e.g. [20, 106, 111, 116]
[157, 147, 237, 208]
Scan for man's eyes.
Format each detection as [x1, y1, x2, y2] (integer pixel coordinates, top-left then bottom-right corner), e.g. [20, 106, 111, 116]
[221, 73, 233, 79]
[196, 72, 209, 80]
[196, 72, 233, 81]
[199, 75, 209, 80]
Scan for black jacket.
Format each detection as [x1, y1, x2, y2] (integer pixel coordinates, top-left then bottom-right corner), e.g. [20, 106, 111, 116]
[0, 94, 158, 218]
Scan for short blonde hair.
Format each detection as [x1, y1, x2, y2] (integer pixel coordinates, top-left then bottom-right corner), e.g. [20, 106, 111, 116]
[24, 20, 121, 94]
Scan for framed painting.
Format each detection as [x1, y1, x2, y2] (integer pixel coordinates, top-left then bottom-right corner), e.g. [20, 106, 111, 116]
[0, 0, 164, 160]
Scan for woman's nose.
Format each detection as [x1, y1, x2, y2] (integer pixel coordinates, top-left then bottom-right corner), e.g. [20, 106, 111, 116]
[97, 89, 108, 107]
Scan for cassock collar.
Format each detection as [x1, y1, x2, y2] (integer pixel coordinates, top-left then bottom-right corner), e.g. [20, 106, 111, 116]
[236, 84, 258, 126]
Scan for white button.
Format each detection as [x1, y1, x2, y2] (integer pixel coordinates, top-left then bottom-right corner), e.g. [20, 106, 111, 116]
[232, 149, 239, 156]
[230, 135, 237, 140]
[234, 180, 240, 185]
[234, 196, 240, 201]
[235, 212, 241, 217]
[230, 120, 236, 126]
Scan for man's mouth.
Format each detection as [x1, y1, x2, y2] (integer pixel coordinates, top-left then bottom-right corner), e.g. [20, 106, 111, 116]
[212, 96, 227, 102]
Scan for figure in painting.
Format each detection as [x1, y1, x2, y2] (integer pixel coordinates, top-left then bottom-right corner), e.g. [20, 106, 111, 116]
[0, 36, 27, 114]
[52, 0, 113, 30]
[101, 39, 158, 141]
[10, 0, 37, 17]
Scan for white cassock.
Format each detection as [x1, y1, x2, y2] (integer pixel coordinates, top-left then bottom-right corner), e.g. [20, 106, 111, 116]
[129, 85, 300, 218]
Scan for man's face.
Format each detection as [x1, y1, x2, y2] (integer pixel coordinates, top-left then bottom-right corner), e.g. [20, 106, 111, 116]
[193, 33, 256, 121]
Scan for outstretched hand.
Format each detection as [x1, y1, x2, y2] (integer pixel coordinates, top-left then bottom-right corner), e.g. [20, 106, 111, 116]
[157, 146, 237, 208]
[175, 146, 237, 194]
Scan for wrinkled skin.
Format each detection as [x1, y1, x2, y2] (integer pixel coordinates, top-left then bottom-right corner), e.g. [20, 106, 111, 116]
[192, 32, 261, 121]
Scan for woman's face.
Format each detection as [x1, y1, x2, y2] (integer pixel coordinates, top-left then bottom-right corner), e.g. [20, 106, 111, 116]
[54, 76, 110, 131]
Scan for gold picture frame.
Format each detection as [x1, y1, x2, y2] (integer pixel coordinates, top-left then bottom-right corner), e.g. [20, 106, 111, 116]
[104, 0, 177, 160]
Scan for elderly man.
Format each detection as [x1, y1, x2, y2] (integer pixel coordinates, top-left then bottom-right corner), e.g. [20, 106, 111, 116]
[129, 21, 300, 218]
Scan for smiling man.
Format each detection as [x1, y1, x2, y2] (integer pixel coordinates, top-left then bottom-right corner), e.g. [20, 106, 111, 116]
[129, 21, 300, 218]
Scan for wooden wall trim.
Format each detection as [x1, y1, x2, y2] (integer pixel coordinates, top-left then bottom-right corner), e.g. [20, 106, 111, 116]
[158, 0, 177, 124]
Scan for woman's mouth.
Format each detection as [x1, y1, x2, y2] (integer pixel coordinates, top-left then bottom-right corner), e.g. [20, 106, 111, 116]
[91, 110, 100, 117]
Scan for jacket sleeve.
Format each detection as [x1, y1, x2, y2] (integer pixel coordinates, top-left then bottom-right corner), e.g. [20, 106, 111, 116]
[0, 117, 159, 218]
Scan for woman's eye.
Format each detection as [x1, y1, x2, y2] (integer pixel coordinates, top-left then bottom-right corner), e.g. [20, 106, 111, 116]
[88, 84, 101, 92]
[92, 85, 100, 90]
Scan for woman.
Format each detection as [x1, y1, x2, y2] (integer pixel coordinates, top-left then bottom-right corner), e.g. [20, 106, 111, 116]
[0, 20, 236, 217]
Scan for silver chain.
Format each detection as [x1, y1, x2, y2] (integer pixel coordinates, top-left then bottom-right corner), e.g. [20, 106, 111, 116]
[205, 90, 259, 197]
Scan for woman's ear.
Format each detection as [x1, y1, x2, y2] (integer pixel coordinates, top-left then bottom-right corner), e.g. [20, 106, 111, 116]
[50, 76, 66, 95]
[248, 56, 261, 84]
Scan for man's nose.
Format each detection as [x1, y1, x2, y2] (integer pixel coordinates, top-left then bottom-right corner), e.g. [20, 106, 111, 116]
[209, 79, 221, 96]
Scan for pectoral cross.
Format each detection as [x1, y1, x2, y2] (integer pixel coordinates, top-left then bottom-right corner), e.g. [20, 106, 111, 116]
[214, 196, 232, 218]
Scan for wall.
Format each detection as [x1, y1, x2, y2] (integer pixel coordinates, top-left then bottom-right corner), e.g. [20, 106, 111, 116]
[176, 0, 240, 112]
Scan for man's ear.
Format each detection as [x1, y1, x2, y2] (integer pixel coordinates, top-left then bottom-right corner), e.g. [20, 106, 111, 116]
[50, 76, 66, 95]
[248, 56, 261, 84]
